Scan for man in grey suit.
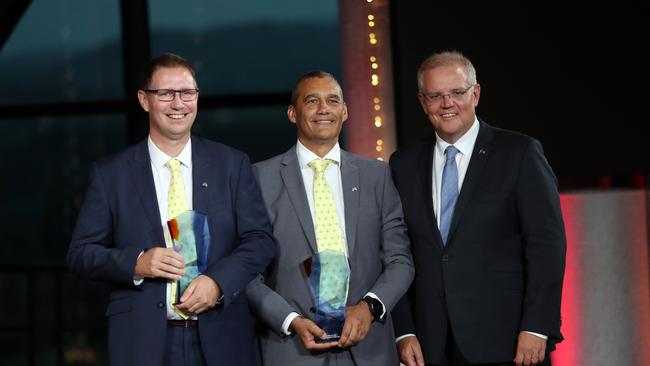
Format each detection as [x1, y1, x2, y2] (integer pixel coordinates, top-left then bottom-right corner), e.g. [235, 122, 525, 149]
[247, 71, 414, 365]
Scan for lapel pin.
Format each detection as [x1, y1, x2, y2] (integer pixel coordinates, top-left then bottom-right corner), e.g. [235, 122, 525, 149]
[202, 182, 208, 188]
[478, 149, 486, 155]
[352, 187, 358, 192]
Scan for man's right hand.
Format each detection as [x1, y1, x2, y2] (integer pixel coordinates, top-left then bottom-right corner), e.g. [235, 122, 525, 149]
[397, 335, 425, 366]
[134, 247, 185, 280]
[290, 316, 338, 351]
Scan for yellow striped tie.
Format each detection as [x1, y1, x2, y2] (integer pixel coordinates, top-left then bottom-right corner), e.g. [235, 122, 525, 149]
[165, 158, 189, 319]
[309, 159, 348, 305]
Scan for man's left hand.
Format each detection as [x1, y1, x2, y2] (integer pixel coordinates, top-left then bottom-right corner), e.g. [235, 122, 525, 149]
[337, 301, 372, 348]
[513, 331, 546, 366]
[175, 275, 221, 315]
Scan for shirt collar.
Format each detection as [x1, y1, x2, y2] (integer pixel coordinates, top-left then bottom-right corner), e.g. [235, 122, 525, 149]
[435, 118, 479, 157]
[296, 140, 341, 170]
[148, 136, 193, 169]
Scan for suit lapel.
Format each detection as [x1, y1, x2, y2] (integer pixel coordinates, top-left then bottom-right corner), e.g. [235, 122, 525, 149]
[129, 140, 165, 246]
[340, 150, 359, 258]
[280, 147, 318, 254]
[415, 140, 443, 248]
[447, 122, 493, 244]
[191, 137, 211, 215]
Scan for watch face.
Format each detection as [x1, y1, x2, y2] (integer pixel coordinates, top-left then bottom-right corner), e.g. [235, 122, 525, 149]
[363, 297, 382, 321]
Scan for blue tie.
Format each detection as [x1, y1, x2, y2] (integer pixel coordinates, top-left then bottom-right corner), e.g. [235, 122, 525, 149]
[440, 145, 459, 245]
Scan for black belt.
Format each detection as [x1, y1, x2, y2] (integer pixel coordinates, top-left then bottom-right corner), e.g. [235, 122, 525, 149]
[167, 319, 198, 327]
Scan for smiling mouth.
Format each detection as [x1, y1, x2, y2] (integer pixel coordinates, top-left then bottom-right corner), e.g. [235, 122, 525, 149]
[167, 114, 187, 119]
[440, 113, 457, 118]
[313, 119, 334, 124]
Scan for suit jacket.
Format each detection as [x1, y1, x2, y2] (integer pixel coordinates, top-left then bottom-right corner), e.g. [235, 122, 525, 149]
[246, 146, 414, 366]
[390, 121, 566, 364]
[67, 136, 277, 366]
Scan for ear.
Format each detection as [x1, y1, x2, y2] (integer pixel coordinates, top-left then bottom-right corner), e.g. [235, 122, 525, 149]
[287, 105, 297, 124]
[342, 102, 348, 123]
[137, 90, 150, 112]
[417, 93, 429, 112]
[472, 83, 481, 107]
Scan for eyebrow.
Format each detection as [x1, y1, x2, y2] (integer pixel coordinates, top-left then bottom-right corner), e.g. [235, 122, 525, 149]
[303, 93, 342, 100]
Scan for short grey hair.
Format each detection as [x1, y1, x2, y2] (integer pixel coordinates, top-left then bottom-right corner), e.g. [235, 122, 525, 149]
[417, 51, 477, 92]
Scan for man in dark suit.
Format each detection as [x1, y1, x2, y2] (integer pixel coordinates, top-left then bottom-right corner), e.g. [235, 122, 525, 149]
[247, 71, 414, 365]
[67, 53, 277, 366]
[391, 51, 566, 366]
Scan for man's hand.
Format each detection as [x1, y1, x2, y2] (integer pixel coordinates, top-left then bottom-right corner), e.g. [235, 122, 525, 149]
[175, 275, 220, 315]
[397, 335, 425, 366]
[290, 316, 339, 351]
[513, 331, 547, 366]
[337, 301, 372, 348]
[134, 247, 184, 280]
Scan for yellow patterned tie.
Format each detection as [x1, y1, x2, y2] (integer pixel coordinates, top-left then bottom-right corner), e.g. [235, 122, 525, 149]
[309, 159, 348, 305]
[165, 158, 189, 319]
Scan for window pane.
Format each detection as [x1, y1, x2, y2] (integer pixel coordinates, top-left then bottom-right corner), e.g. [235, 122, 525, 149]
[0, 115, 126, 263]
[0, 0, 123, 105]
[149, 0, 341, 95]
[193, 106, 296, 163]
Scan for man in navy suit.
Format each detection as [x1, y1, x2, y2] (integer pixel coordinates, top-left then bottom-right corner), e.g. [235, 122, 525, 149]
[391, 51, 566, 366]
[67, 53, 277, 366]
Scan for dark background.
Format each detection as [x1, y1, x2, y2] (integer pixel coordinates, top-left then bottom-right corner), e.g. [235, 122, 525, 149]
[390, 1, 649, 184]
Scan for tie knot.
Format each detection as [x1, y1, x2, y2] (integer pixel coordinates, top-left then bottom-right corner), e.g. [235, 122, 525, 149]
[309, 159, 333, 175]
[165, 158, 182, 173]
[445, 145, 459, 161]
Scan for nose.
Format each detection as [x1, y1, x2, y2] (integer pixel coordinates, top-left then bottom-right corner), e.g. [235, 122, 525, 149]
[170, 92, 184, 108]
[440, 94, 454, 108]
[316, 100, 329, 113]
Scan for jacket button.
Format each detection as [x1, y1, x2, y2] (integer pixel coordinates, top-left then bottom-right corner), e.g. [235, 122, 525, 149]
[441, 254, 449, 262]
[157, 301, 165, 309]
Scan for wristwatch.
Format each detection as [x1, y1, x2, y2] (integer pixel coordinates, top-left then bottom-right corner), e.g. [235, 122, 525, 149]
[362, 295, 384, 323]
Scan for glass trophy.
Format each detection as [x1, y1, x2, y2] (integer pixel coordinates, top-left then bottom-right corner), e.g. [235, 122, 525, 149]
[167, 210, 211, 296]
[305, 250, 350, 343]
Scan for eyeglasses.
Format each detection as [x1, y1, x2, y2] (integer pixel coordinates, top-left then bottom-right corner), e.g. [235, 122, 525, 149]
[143, 88, 199, 102]
[420, 84, 475, 103]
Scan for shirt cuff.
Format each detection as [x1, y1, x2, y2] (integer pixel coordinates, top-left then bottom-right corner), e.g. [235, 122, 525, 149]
[281, 312, 301, 335]
[133, 251, 145, 285]
[364, 292, 386, 319]
[395, 333, 416, 343]
[525, 331, 548, 340]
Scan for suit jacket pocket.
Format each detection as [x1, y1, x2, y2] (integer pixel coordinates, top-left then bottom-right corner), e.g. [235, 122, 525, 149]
[105, 296, 133, 317]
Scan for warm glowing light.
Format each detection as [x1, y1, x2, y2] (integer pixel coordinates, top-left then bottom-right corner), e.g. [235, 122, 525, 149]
[376, 146, 383, 152]
[368, 21, 375, 27]
[374, 121, 382, 127]
[368, 15, 375, 20]
[366, 0, 373, 2]
[369, 33, 375, 38]
[371, 74, 379, 86]
[370, 38, 377, 45]
[377, 157, 384, 161]
[376, 139, 383, 145]
[373, 97, 380, 103]
[374, 116, 382, 123]
[373, 105, 381, 111]
[371, 63, 378, 69]
[370, 56, 376, 62]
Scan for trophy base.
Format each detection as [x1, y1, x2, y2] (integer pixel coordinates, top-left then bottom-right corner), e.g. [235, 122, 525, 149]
[315, 334, 341, 344]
